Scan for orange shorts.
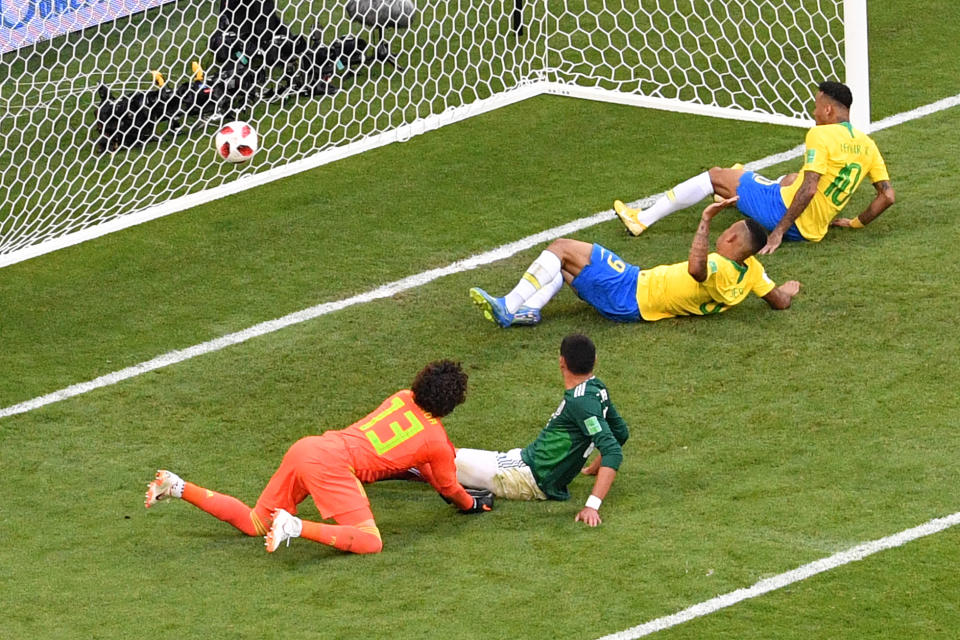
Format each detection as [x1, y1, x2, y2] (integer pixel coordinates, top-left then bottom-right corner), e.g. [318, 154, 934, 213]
[254, 434, 373, 525]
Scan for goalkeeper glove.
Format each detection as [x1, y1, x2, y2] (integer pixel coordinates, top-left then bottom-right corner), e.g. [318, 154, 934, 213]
[460, 488, 494, 514]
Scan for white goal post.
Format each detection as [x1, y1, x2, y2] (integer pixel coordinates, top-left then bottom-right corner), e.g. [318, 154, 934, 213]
[0, 0, 869, 268]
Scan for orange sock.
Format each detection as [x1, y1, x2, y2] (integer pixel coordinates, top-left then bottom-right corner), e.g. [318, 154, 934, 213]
[300, 521, 383, 554]
[181, 482, 266, 536]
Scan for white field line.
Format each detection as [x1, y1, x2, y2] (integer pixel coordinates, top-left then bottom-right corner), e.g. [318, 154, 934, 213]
[870, 93, 960, 132]
[597, 511, 960, 639]
[0, 142, 802, 420]
[0, 210, 608, 420]
[2, 92, 959, 420]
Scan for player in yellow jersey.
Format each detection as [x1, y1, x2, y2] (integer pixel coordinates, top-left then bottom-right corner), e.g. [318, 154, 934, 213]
[469, 197, 800, 327]
[613, 81, 896, 254]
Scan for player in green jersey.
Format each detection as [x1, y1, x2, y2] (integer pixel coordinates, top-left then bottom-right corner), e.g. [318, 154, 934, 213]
[455, 333, 628, 526]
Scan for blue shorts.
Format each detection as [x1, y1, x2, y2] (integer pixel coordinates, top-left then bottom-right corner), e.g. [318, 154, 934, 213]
[736, 172, 805, 242]
[570, 244, 642, 322]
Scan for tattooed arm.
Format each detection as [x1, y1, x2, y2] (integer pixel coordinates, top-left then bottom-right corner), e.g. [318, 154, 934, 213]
[832, 180, 896, 227]
[688, 196, 738, 282]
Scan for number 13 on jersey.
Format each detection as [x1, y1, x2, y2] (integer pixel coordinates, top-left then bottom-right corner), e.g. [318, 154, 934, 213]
[357, 396, 425, 455]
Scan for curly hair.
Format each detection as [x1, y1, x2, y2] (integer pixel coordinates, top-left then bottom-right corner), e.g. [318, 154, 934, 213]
[411, 360, 468, 417]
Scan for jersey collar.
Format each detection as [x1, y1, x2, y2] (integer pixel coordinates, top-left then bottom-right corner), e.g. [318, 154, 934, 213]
[718, 254, 749, 283]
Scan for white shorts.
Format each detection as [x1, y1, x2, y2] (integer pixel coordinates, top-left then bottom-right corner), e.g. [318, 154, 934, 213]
[455, 447, 547, 501]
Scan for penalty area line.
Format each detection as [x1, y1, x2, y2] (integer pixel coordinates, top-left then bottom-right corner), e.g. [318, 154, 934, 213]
[596, 511, 960, 640]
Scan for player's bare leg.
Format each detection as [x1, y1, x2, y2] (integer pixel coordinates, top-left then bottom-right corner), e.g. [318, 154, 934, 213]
[708, 165, 746, 199]
[711, 164, 744, 201]
[544, 238, 593, 283]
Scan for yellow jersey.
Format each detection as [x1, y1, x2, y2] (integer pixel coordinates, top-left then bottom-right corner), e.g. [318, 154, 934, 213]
[780, 121, 889, 241]
[635, 253, 776, 321]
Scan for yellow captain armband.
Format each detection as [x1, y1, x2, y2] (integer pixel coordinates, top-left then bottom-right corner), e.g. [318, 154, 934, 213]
[849, 217, 865, 229]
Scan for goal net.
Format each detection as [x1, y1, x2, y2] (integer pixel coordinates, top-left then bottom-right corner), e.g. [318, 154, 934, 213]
[541, 0, 856, 126]
[0, 0, 866, 267]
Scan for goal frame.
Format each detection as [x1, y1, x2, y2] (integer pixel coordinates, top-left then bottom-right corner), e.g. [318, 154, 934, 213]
[0, 0, 870, 269]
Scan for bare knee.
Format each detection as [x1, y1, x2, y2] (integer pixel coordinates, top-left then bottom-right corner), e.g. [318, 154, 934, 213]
[709, 166, 741, 199]
[546, 238, 573, 255]
[546, 238, 593, 277]
[546, 238, 588, 263]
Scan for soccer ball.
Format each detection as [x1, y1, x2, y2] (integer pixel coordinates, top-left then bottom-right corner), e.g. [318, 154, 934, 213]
[215, 121, 258, 163]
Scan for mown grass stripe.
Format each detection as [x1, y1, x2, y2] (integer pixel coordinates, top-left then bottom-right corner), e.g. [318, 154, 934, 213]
[2, 92, 958, 420]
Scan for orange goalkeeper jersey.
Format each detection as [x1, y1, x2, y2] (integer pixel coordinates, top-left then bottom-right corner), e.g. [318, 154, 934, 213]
[333, 389, 473, 511]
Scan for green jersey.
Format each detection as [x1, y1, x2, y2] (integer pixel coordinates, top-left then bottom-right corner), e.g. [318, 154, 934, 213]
[520, 377, 628, 500]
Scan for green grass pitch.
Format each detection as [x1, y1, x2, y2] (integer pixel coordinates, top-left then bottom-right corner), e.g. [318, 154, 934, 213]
[2, 2, 960, 639]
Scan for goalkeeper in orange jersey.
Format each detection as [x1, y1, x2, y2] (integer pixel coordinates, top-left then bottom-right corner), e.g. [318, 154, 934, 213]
[144, 360, 492, 555]
[613, 81, 895, 254]
[381, 335, 627, 526]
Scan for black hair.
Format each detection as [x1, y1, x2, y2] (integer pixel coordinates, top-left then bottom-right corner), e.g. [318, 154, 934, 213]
[560, 333, 596, 375]
[818, 80, 852, 109]
[743, 218, 768, 255]
[411, 360, 468, 417]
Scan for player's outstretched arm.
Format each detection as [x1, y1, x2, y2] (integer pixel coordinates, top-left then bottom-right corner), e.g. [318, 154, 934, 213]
[832, 180, 896, 228]
[762, 280, 802, 310]
[575, 466, 616, 527]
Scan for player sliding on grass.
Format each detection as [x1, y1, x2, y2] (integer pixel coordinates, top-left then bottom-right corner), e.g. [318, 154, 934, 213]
[470, 197, 800, 327]
[144, 360, 492, 555]
[454, 334, 628, 527]
[613, 81, 895, 254]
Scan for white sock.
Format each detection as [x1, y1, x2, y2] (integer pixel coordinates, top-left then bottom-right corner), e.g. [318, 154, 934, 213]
[168, 472, 185, 498]
[521, 271, 563, 311]
[504, 250, 562, 313]
[637, 171, 714, 227]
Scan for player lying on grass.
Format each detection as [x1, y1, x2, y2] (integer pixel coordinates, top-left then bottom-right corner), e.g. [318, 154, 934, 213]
[613, 81, 895, 254]
[144, 360, 493, 555]
[455, 334, 627, 527]
[381, 335, 627, 525]
[470, 197, 800, 327]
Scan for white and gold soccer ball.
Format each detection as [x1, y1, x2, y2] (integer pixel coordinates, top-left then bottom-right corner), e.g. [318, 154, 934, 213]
[215, 121, 258, 163]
